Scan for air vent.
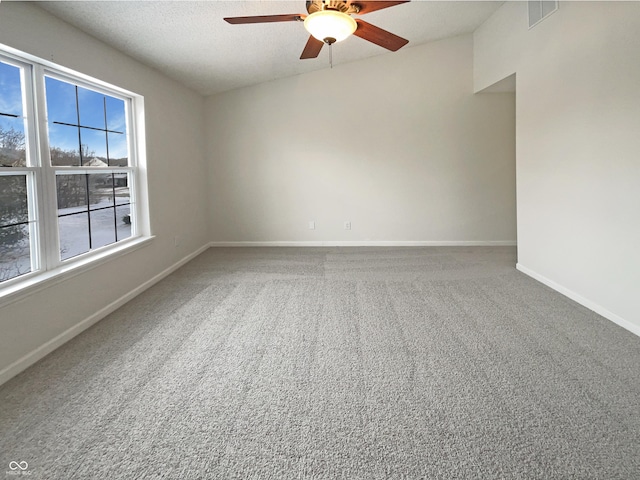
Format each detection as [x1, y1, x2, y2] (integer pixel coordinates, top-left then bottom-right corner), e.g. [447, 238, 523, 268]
[528, 0, 558, 28]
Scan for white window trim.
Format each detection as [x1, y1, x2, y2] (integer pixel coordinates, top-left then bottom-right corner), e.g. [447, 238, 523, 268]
[0, 235, 154, 308]
[0, 44, 152, 306]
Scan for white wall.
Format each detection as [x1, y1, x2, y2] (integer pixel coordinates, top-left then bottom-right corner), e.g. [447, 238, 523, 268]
[0, 3, 209, 380]
[475, 1, 640, 333]
[206, 34, 516, 244]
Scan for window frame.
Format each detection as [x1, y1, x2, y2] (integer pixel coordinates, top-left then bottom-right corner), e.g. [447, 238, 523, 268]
[0, 44, 152, 306]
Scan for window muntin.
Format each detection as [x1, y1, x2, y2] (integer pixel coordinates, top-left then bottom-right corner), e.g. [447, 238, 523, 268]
[0, 47, 144, 290]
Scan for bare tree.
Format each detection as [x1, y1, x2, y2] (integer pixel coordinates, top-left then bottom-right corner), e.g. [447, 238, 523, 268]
[0, 125, 26, 167]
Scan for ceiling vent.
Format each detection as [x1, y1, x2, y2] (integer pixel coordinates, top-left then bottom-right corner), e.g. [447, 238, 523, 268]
[528, 0, 558, 28]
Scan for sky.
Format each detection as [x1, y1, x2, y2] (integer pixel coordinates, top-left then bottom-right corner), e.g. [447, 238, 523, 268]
[0, 60, 24, 149]
[0, 60, 129, 162]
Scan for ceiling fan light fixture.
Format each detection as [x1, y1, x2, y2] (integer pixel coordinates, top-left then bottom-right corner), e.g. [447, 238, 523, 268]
[304, 10, 357, 44]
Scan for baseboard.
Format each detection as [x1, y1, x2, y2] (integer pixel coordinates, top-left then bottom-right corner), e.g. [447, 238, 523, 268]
[516, 263, 640, 338]
[209, 240, 517, 247]
[0, 243, 211, 386]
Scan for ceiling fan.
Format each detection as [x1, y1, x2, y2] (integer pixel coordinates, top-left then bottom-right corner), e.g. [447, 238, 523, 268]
[224, 0, 410, 60]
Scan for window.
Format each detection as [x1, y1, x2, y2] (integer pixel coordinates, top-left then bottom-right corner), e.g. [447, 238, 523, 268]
[0, 46, 148, 293]
[528, 0, 558, 29]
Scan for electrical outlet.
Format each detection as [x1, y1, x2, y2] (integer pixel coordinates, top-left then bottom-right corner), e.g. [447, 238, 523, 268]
[174, 236, 180, 247]
[344, 221, 351, 230]
[309, 221, 315, 230]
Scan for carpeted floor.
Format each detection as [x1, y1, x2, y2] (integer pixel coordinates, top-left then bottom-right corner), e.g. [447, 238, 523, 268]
[1, 246, 639, 479]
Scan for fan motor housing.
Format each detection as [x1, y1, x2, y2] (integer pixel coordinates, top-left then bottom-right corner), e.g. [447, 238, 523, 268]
[306, 0, 361, 15]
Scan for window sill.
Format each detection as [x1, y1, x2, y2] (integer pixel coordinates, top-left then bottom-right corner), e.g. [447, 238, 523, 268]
[0, 235, 155, 309]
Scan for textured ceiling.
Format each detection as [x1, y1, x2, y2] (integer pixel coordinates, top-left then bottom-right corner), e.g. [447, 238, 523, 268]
[34, 1, 504, 96]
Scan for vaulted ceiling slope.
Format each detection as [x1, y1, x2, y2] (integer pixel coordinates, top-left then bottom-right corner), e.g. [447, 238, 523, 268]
[34, 1, 503, 96]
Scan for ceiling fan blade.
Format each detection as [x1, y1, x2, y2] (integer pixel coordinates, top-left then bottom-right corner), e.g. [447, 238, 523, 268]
[353, 19, 409, 51]
[355, 1, 410, 15]
[300, 35, 324, 59]
[224, 14, 302, 24]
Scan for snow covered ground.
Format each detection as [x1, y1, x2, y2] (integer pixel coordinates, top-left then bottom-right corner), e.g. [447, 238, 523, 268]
[1, 196, 131, 282]
[58, 197, 131, 260]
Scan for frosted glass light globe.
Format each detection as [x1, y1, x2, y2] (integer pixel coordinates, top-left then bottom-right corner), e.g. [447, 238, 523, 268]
[304, 10, 357, 43]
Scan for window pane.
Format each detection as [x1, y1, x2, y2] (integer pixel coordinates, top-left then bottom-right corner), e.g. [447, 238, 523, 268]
[90, 207, 116, 249]
[0, 117, 26, 167]
[116, 204, 132, 241]
[107, 132, 128, 166]
[57, 174, 87, 214]
[88, 173, 114, 208]
[45, 76, 78, 125]
[105, 96, 126, 131]
[58, 212, 89, 260]
[77, 87, 106, 129]
[80, 128, 108, 165]
[0, 175, 28, 225]
[0, 175, 31, 282]
[88, 174, 118, 248]
[0, 61, 23, 117]
[0, 223, 31, 282]
[0, 61, 27, 168]
[542, 1, 557, 17]
[49, 124, 80, 166]
[113, 173, 130, 205]
[528, 1, 542, 26]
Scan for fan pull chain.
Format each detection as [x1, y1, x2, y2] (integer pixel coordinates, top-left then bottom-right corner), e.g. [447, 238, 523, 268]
[329, 43, 333, 69]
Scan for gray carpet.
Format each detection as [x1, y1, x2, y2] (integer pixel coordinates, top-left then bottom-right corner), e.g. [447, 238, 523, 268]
[1, 246, 639, 479]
